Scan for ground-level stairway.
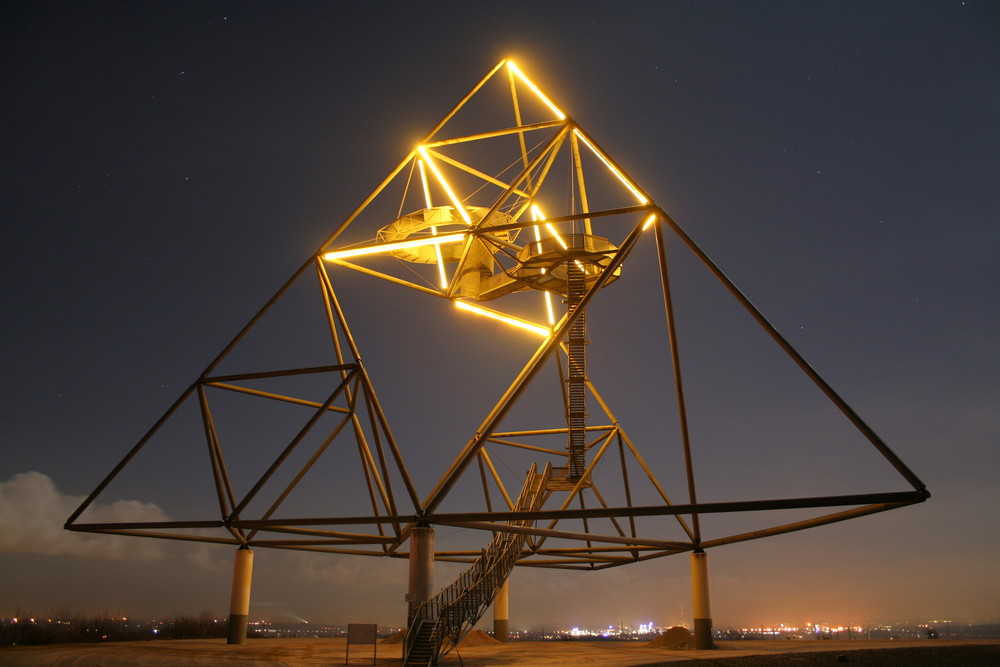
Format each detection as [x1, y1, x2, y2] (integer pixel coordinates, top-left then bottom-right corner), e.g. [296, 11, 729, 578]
[403, 463, 550, 666]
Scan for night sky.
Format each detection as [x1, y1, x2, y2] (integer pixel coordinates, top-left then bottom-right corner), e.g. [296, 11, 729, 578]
[2, 1, 998, 629]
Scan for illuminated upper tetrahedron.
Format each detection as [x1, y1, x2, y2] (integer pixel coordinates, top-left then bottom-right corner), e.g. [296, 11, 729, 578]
[319, 59, 655, 334]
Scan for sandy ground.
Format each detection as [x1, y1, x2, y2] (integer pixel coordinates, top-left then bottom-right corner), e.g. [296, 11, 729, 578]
[1, 638, 998, 666]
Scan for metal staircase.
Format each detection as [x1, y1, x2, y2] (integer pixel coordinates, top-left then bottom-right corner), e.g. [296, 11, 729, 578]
[403, 463, 550, 666]
[565, 261, 588, 481]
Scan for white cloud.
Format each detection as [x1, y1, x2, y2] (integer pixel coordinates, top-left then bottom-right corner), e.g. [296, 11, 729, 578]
[0, 471, 170, 560]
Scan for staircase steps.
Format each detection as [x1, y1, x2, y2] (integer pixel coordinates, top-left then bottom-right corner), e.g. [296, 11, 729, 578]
[565, 262, 588, 481]
[403, 464, 549, 666]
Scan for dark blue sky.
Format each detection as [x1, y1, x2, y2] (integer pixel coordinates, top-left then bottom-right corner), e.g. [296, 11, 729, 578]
[2, 1, 997, 627]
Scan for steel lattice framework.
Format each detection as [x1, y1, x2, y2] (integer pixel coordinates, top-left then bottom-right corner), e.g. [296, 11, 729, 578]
[66, 59, 928, 569]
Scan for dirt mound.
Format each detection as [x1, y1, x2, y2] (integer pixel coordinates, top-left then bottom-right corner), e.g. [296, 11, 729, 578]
[380, 629, 405, 644]
[460, 629, 502, 645]
[645, 626, 693, 649]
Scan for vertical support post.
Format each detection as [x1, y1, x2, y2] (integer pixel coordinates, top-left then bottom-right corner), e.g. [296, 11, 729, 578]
[227, 546, 254, 645]
[691, 550, 713, 650]
[407, 526, 435, 626]
[493, 579, 509, 642]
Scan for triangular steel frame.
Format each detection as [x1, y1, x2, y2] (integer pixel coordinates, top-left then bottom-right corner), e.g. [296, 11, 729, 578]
[65, 260, 422, 553]
[67, 59, 928, 569]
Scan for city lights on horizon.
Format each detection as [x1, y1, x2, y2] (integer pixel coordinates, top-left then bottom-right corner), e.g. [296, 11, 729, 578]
[5, 614, 993, 644]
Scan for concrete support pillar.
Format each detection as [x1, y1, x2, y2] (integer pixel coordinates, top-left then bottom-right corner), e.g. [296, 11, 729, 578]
[227, 547, 254, 645]
[407, 526, 435, 626]
[691, 550, 713, 650]
[493, 579, 509, 642]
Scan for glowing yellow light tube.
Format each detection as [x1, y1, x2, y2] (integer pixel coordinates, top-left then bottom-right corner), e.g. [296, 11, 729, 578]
[573, 129, 648, 205]
[322, 233, 466, 260]
[533, 204, 570, 251]
[418, 159, 449, 288]
[417, 159, 434, 209]
[417, 147, 472, 225]
[530, 204, 546, 251]
[543, 289, 555, 325]
[432, 244, 448, 288]
[529, 209, 556, 323]
[545, 222, 569, 250]
[642, 213, 658, 230]
[455, 300, 551, 337]
[528, 204, 557, 325]
[507, 61, 566, 120]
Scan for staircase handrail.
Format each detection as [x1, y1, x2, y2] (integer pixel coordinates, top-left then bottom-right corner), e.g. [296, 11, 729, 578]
[403, 462, 550, 665]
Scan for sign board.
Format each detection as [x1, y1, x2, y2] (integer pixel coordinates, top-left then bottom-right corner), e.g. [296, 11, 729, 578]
[346, 623, 378, 665]
[348, 623, 377, 643]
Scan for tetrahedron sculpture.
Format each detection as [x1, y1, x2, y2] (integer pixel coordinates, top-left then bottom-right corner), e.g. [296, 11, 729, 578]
[67, 59, 927, 573]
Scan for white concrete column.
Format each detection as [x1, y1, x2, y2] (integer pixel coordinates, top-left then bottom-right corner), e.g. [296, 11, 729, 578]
[493, 579, 509, 642]
[227, 547, 254, 645]
[691, 550, 713, 649]
[407, 526, 435, 626]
